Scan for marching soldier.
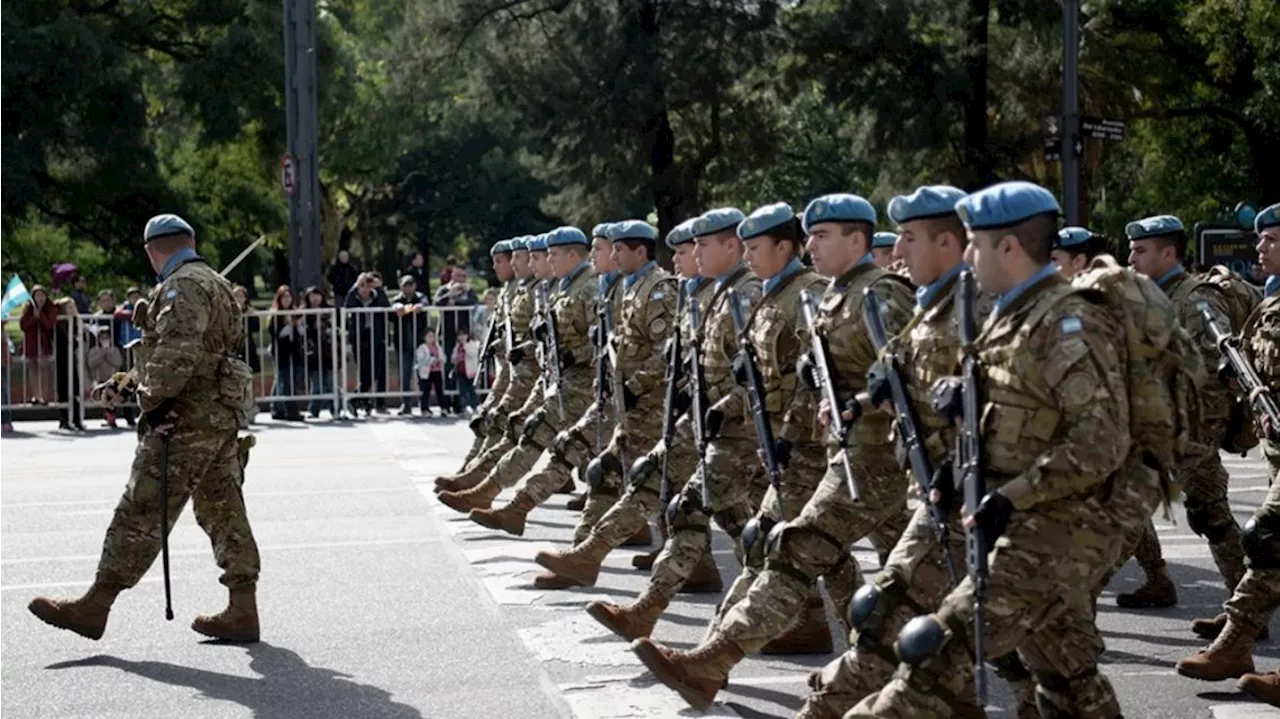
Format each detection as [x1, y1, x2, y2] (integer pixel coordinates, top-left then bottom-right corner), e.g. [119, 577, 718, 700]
[870, 231, 897, 269]
[453, 239, 516, 471]
[30, 214, 261, 643]
[632, 194, 915, 708]
[586, 208, 766, 639]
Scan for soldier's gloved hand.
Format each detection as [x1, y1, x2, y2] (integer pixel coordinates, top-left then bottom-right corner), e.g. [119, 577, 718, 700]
[731, 354, 750, 387]
[1216, 356, 1240, 391]
[589, 323, 602, 347]
[145, 400, 178, 437]
[531, 319, 549, 343]
[967, 490, 1014, 542]
[131, 299, 149, 328]
[928, 462, 957, 515]
[867, 359, 895, 409]
[704, 408, 725, 440]
[773, 439, 793, 470]
[623, 383, 638, 412]
[507, 347, 525, 366]
[559, 351, 576, 370]
[797, 352, 820, 391]
[673, 389, 692, 417]
[839, 396, 863, 427]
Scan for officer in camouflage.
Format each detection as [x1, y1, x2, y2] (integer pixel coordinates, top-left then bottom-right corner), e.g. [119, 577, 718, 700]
[436, 236, 541, 494]
[850, 182, 1135, 718]
[534, 218, 722, 590]
[632, 194, 914, 709]
[1177, 202, 1280, 706]
[453, 239, 517, 471]
[30, 214, 262, 643]
[586, 207, 766, 641]
[1119, 214, 1245, 609]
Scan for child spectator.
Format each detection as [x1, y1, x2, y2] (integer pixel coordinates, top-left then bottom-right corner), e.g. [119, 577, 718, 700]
[86, 325, 125, 428]
[452, 327, 480, 415]
[414, 328, 446, 416]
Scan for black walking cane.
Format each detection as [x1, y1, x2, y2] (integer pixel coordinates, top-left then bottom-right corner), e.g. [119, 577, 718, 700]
[160, 434, 174, 621]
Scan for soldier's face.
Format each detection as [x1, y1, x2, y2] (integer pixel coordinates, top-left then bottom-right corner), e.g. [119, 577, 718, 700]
[590, 238, 616, 273]
[531, 253, 552, 279]
[673, 243, 699, 278]
[1257, 228, 1280, 276]
[1051, 249, 1088, 279]
[897, 221, 942, 286]
[694, 233, 736, 277]
[966, 229, 1015, 295]
[611, 242, 647, 274]
[743, 235, 790, 278]
[494, 254, 513, 282]
[512, 251, 531, 278]
[548, 246, 579, 277]
[805, 223, 861, 277]
[871, 247, 894, 268]
[1126, 239, 1173, 278]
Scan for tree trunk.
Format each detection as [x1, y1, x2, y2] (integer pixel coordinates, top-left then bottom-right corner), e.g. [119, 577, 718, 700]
[963, 0, 993, 189]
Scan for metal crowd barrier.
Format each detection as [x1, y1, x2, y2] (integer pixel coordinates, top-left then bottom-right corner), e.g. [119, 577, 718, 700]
[1, 304, 494, 426]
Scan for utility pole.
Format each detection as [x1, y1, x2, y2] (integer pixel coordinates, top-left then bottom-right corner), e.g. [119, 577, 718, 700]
[1062, 0, 1081, 225]
[283, 0, 321, 290]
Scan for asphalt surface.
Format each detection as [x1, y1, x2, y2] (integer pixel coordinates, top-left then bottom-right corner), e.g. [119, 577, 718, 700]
[2, 416, 1277, 719]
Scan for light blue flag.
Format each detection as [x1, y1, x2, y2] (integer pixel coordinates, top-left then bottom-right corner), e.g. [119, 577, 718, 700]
[2, 275, 31, 318]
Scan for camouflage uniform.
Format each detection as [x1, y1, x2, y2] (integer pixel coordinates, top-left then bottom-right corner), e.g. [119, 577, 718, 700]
[714, 262, 914, 656]
[459, 279, 516, 468]
[851, 271, 1134, 718]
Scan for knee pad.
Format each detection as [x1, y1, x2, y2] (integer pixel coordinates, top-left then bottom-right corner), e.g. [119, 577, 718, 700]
[740, 516, 777, 566]
[627, 453, 659, 491]
[586, 453, 624, 491]
[895, 615, 946, 667]
[1033, 667, 1117, 719]
[1242, 514, 1280, 570]
[848, 570, 909, 636]
[520, 409, 545, 440]
[550, 430, 573, 467]
[848, 583, 881, 633]
[1186, 501, 1234, 543]
[666, 494, 684, 528]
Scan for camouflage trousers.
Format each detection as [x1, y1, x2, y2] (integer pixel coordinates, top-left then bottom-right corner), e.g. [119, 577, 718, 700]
[646, 432, 769, 603]
[716, 449, 908, 651]
[460, 360, 509, 467]
[568, 395, 666, 544]
[498, 375, 596, 501]
[97, 427, 260, 590]
[460, 371, 538, 474]
[1225, 470, 1280, 632]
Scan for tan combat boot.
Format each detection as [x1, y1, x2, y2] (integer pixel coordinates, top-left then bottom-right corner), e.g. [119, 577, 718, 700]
[534, 534, 612, 586]
[433, 459, 491, 493]
[1115, 560, 1177, 609]
[555, 478, 576, 494]
[621, 522, 652, 548]
[761, 598, 833, 655]
[1191, 612, 1270, 640]
[587, 588, 671, 640]
[28, 581, 123, 640]
[1176, 616, 1257, 681]
[566, 493, 587, 511]
[468, 489, 538, 536]
[632, 520, 668, 570]
[192, 585, 260, 643]
[680, 550, 723, 595]
[438, 477, 502, 514]
[1239, 669, 1280, 707]
[632, 633, 745, 709]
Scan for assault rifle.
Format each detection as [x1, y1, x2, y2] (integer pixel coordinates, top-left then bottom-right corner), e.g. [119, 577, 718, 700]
[727, 288, 786, 517]
[537, 282, 566, 420]
[605, 279, 627, 470]
[862, 287, 958, 586]
[1198, 301, 1280, 440]
[596, 276, 613, 452]
[687, 297, 711, 509]
[799, 289, 861, 502]
[657, 288, 688, 505]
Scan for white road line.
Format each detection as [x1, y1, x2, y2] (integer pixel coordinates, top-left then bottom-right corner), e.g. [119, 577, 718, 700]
[1210, 705, 1280, 718]
[1, 536, 441, 565]
[2, 485, 415, 510]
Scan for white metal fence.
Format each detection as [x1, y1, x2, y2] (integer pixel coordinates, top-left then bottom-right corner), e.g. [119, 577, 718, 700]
[1, 305, 494, 426]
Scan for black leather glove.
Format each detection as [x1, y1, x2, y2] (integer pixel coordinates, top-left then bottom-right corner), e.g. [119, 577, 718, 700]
[928, 462, 957, 516]
[867, 359, 895, 408]
[839, 396, 864, 428]
[797, 352, 820, 391]
[589, 323, 602, 347]
[531, 319, 548, 343]
[704, 408, 725, 440]
[930, 376, 964, 425]
[731, 354, 750, 387]
[673, 389, 692, 417]
[623, 383, 638, 412]
[507, 347, 525, 366]
[971, 490, 1014, 542]
[774, 439, 793, 469]
[559, 351, 576, 370]
[144, 399, 178, 433]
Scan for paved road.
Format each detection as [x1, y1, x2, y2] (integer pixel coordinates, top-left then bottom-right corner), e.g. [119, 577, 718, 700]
[2, 417, 1277, 718]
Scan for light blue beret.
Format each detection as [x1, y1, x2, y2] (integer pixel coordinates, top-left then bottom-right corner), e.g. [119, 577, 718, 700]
[143, 213, 195, 243]
[1256, 203, 1280, 234]
[1125, 215, 1184, 241]
[591, 223, 613, 239]
[665, 219, 697, 249]
[546, 226, 588, 248]
[606, 220, 658, 242]
[1054, 226, 1095, 250]
[691, 208, 745, 237]
[955, 182, 1060, 231]
[738, 202, 796, 240]
[801, 194, 876, 234]
[872, 232, 897, 249]
[887, 185, 967, 224]
[529, 234, 549, 252]
[489, 240, 513, 256]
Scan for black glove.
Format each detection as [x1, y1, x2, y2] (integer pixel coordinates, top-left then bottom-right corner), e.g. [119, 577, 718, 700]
[971, 490, 1014, 542]
[673, 389, 692, 417]
[797, 352, 820, 391]
[930, 376, 964, 425]
[928, 462, 957, 516]
[774, 439, 793, 469]
[867, 359, 895, 408]
[531, 319, 548, 343]
[143, 399, 177, 432]
[704, 408, 725, 440]
[1217, 355, 1238, 389]
[589, 323, 602, 347]
[839, 396, 864, 427]
[731, 354, 750, 387]
[507, 347, 525, 366]
[559, 351, 576, 370]
[623, 383, 638, 412]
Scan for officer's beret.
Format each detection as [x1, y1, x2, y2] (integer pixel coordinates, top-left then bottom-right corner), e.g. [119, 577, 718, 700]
[955, 182, 1061, 231]
[691, 208, 745, 237]
[606, 220, 658, 243]
[887, 185, 967, 225]
[1054, 226, 1094, 251]
[872, 232, 897, 249]
[738, 202, 796, 240]
[143, 214, 195, 243]
[591, 223, 613, 239]
[1125, 215, 1184, 241]
[529, 234, 549, 252]
[1255, 203, 1280, 234]
[665, 219, 697, 249]
[547, 226, 589, 248]
[801, 194, 876, 234]
[489, 240, 513, 257]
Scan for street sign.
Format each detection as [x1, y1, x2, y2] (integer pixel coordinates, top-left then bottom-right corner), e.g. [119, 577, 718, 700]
[1081, 116, 1125, 141]
[1195, 223, 1261, 281]
[280, 152, 297, 196]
